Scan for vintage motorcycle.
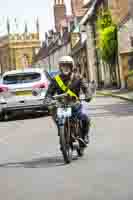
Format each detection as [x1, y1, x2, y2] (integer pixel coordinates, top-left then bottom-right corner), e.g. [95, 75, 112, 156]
[45, 93, 89, 164]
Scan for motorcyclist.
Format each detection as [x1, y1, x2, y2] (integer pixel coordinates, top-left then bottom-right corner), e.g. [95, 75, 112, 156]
[45, 56, 92, 146]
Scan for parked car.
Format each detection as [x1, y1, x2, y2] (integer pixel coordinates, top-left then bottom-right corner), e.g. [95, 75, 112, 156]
[0, 68, 50, 120]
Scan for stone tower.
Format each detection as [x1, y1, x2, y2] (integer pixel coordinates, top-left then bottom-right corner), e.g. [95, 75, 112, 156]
[71, 0, 86, 17]
[54, 0, 66, 32]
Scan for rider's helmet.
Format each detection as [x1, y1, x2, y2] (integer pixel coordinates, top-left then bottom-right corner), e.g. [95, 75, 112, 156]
[58, 56, 75, 72]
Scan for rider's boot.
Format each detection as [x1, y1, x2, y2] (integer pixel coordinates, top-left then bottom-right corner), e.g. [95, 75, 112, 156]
[78, 137, 87, 147]
[84, 134, 89, 144]
[82, 119, 91, 145]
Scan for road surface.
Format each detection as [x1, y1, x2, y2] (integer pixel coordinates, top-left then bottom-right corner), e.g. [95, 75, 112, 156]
[0, 96, 133, 200]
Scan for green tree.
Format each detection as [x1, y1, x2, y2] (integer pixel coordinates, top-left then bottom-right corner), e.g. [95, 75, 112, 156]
[97, 10, 118, 85]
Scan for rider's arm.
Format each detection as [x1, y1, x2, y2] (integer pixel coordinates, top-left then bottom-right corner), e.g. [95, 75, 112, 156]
[45, 78, 57, 98]
[80, 77, 92, 101]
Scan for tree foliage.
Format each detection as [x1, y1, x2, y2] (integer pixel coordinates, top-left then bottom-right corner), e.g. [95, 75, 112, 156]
[97, 10, 117, 65]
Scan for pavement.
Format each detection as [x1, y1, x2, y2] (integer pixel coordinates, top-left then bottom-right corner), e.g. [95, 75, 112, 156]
[97, 89, 133, 102]
[0, 96, 133, 199]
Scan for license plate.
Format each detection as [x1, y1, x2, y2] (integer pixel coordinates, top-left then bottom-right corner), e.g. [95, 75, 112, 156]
[57, 107, 72, 118]
[16, 91, 32, 96]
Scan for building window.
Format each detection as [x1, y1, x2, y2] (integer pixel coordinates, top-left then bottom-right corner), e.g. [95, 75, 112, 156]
[21, 54, 29, 68]
[128, 54, 133, 71]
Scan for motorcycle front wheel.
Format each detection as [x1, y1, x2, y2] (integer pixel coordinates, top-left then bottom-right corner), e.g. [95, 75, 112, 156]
[59, 122, 72, 164]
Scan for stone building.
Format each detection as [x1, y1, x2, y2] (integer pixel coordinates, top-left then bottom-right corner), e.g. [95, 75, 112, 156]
[35, 0, 73, 71]
[104, 0, 133, 88]
[0, 20, 40, 74]
[34, 30, 71, 71]
[118, 14, 133, 89]
[108, 0, 133, 88]
[71, 32, 88, 78]
[81, 0, 131, 88]
[82, 0, 105, 86]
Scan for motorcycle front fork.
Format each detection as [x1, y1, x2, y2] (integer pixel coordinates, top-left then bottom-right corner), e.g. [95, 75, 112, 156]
[56, 117, 80, 150]
[56, 117, 65, 136]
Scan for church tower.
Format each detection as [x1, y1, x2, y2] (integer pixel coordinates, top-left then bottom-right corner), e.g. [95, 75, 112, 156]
[54, 0, 66, 32]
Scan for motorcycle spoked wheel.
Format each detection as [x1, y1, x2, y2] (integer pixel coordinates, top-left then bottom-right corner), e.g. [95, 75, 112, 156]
[59, 120, 72, 164]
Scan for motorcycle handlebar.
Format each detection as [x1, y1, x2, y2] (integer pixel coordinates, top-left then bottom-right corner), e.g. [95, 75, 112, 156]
[53, 93, 91, 101]
[43, 93, 91, 107]
[53, 93, 67, 100]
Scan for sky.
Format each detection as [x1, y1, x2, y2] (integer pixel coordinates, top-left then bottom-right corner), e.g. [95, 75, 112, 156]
[0, 0, 71, 41]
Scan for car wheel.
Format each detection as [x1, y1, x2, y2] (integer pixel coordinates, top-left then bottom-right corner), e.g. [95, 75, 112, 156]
[0, 111, 12, 121]
[0, 111, 6, 121]
[46, 109, 50, 116]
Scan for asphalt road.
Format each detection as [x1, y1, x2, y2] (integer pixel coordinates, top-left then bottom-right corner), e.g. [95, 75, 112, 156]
[0, 96, 133, 200]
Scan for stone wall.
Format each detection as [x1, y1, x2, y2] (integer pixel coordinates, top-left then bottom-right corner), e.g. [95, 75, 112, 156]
[86, 23, 97, 82]
[118, 17, 133, 53]
[118, 16, 133, 89]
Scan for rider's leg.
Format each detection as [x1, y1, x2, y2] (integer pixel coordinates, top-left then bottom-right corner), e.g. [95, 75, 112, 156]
[81, 115, 90, 144]
[76, 105, 91, 144]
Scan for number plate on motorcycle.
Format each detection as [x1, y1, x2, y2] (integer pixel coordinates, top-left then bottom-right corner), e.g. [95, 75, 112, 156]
[57, 107, 72, 118]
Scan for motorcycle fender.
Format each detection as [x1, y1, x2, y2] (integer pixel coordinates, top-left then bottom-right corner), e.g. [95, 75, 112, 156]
[57, 117, 65, 126]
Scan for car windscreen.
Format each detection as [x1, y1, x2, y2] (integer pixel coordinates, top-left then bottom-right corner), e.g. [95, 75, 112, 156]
[3, 72, 41, 85]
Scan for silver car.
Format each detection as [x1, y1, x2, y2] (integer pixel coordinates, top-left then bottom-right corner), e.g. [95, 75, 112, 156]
[0, 68, 49, 120]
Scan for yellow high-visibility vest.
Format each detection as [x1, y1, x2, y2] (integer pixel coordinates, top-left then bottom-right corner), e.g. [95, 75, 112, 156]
[55, 75, 79, 100]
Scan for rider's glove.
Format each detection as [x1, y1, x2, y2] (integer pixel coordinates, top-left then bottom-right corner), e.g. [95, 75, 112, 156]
[44, 97, 53, 106]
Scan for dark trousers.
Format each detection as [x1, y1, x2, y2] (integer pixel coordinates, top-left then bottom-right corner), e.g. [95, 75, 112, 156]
[51, 103, 90, 138]
[72, 104, 90, 138]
